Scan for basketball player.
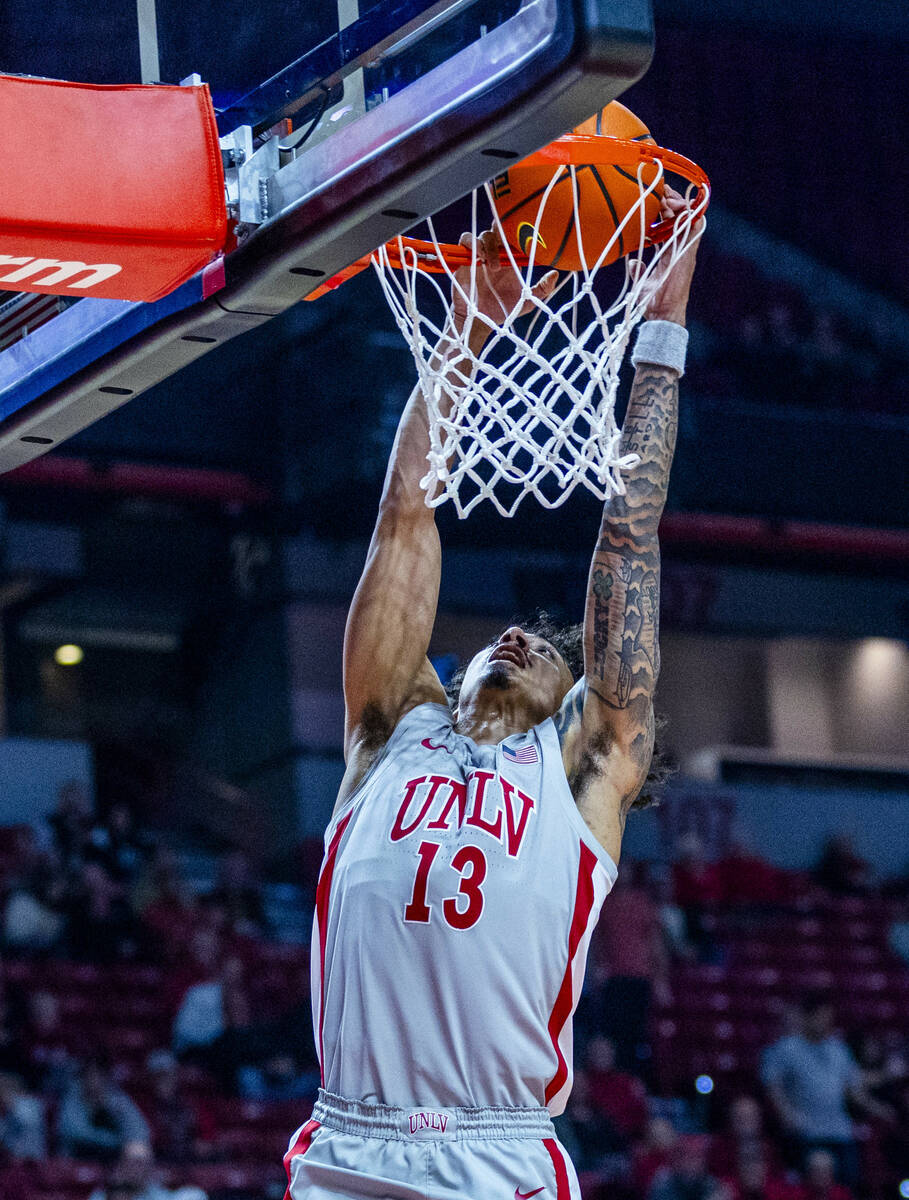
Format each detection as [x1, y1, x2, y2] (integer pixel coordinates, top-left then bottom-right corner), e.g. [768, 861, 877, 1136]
[285, 187, 701, 1199]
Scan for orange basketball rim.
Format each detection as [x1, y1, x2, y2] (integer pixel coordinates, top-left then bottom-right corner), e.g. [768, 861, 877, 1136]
[306, 131, 710, 299]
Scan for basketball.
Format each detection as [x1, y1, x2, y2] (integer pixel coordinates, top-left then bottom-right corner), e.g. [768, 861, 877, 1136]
[491, 101, 664, 272]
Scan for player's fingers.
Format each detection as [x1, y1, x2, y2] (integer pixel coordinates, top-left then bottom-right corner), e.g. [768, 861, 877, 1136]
[481, 225, 503, 252]
[663, 185, 687, 204]
[531, 269, 559, 300]
[477, 228, 499, 264]
[459, 231, 484, 263]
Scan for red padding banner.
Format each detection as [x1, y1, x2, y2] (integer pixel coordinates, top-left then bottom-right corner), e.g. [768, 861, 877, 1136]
[0, 74, 227, 302]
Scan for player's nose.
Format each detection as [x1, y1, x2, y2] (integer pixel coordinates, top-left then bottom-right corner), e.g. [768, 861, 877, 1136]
[499, 626, 529, 650]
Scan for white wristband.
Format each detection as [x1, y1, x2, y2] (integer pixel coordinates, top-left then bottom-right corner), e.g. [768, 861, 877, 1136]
[631, 319, 688, 377]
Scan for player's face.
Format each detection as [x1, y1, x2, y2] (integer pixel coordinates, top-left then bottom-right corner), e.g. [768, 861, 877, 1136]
[458, 626, 575, 722]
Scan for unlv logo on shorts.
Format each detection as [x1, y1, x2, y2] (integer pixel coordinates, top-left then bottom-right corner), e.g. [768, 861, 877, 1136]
[403, 1108, 457, 1139]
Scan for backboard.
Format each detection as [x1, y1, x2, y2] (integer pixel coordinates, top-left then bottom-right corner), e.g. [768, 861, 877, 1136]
[0, 0, 653, 471]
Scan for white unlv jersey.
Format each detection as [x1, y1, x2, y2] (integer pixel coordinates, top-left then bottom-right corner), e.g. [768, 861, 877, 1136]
[311, 702, 617, 1116]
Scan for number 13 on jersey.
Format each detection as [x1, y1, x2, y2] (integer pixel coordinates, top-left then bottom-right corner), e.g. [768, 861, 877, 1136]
[404, 840, 487, 930]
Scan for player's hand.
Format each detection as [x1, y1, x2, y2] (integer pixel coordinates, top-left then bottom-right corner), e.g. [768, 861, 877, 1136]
[637, 185, 704, 327]
[452, 228, 557, 348]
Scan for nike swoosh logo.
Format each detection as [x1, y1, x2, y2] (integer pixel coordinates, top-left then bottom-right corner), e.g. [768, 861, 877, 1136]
[515, 1189, 545, 1199]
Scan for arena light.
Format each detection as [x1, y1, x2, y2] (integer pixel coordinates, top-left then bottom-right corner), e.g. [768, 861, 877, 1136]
[54, 643, 83, 666]
[694, 1074, 714, 1094]
[853, 638, 906, 697]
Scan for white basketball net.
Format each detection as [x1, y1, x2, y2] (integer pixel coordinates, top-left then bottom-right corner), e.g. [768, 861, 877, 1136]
[372, 152, 708, 518]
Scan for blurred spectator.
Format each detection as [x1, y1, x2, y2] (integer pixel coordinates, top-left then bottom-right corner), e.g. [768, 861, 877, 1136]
[88, 804, 152, 886]
[552, 1069, 627, 1171]
[207, 850, 267, 938]
[46, 780, 93, 868]
[164, 926, 223, 1017]
[854, 1030, 908, 1180]
[87, 1140, 207, 1200]
[584, 1035, 648, 1141]
[789, 1149, 853, 1200]
[581, 860, 669, 1077]
[854, 1031, 905, 1111]
[237, 1051, 319, 1102]
[652, 869, 695, 961]
[23, 990, 73, 1094]
[812, 836, 872, 897]
[135, 848, 198, 962]
[220, 962, 318, 1098]
[634, 1119, 680, 1197]
[0, 1073, 46, 1161]
[760, 994, 888, 1187]
[58, 1059, 150, 1161]
[172, 974, 225, 1059]
[720, 1150, 791, 1200]
[2, 842, 65, 954]
[197, 958, 265, 1091]
[672, 834, 723, 960]
[648, 1137, 723, 1200]
[173, 954, 250, 1068]
[141, 1051, 214, 1164]
[672, 834, 725, 908]
[708, 1095, 778, 1180]
[65, 862, 144, 962]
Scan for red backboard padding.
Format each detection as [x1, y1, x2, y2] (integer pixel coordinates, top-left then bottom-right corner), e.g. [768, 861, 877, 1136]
[0, 74, 227, 302]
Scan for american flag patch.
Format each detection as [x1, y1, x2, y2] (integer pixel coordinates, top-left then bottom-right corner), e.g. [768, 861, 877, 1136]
[502, 743, 539, 764]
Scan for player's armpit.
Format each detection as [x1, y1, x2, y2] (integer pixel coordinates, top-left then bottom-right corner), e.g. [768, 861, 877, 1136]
[553, 677, 585, 764]
[554, 677, 654, 861]
[337, 658, 446, 814]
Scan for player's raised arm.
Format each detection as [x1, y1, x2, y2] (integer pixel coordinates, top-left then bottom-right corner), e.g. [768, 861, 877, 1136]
[341, 371, 448, 765]
[342, 233, 557, 782]
[556, 189, 702, 860]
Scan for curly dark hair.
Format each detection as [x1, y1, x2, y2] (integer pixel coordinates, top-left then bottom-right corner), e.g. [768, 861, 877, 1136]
[443, 610, 671, 810]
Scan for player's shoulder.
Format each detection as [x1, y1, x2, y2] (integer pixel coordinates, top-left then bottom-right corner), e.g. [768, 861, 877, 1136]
[333, 699, 453, 820]
[391, 696, 455, 740]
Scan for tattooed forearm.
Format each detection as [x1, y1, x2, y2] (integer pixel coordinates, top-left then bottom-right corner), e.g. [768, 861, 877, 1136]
[589, 556, 660, 707]
[585, 366, 678, 709]
[608, 367, 679, 536]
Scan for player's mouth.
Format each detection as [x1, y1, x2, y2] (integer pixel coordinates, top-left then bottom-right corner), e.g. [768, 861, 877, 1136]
[488, 645, 528, 669]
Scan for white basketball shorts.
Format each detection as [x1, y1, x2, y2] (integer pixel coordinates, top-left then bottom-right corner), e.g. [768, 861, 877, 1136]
[283, 1089, 581, 1200]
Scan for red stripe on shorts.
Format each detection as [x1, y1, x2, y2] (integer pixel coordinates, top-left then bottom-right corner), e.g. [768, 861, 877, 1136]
[283, 1118, 320, 1200]
[542, 1137, 571, 1199]
[544, 841, 597, 1104]
[315, 811, 352, 1084]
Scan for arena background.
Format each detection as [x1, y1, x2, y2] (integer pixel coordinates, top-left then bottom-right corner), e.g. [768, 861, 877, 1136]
[0, 0, 907, 1198]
